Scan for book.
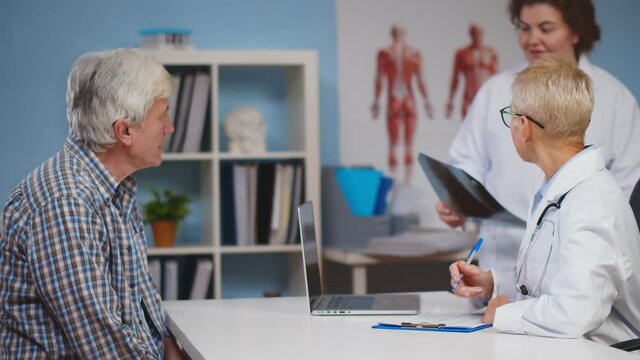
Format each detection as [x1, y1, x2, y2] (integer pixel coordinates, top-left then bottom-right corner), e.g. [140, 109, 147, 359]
[189, 259, 213, 300]
[163, 260, 179, 301]
[171, 72, 195, 152]
[247, 164, 258, 245]
[270, 164, 294, 245]
[181, 72, 210, 153]
[256, 163, 276, 245]
[417, 152, 525, 226]
[286, 163, 304, 244]
[220, 163, 237, 245]
[269, 163, 284, 241]
[233, 164, 250, 246]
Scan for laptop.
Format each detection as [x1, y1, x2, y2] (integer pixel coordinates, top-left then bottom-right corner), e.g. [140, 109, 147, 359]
[297, 201, 420, 315]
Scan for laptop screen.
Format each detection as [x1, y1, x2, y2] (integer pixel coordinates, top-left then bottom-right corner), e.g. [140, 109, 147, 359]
[298, 202, 323, 298]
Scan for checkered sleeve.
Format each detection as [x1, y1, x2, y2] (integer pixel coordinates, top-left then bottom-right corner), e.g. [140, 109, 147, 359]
[28, 197, 160, 359]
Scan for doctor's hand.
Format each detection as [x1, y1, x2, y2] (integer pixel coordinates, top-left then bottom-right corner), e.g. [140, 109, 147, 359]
[436, 202, 467, 228]
[449, 261, 493, 299]
[482, 295, 511, 324]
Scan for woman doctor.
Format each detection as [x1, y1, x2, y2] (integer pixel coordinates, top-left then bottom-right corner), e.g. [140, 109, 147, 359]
[437, 0, 640, 300]
[449, 59, 640, 344]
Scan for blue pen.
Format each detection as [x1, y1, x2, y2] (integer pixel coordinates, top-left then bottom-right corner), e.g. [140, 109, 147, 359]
[450, 238, 484, 293]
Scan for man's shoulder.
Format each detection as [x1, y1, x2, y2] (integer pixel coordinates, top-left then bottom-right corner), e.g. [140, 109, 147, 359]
[16, 148, 97, 213]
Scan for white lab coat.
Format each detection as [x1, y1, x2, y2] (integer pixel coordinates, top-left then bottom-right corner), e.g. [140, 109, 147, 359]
[492, 148, 640, 344]
[448, 56, 640, 298]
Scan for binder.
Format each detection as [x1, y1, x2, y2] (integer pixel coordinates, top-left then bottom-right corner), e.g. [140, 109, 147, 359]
[247, 164, 258, 245]
[372, 323, 491, 333]
[189, 259, 213, 300]
[163, 260, 179, 301]
[182, 72, 210, 153]
[255, 163, 276, 245]
[220, 163, 237, 245]
[233, 164, 250, 246]
[286, 163, 304, 244]
[171, 72, 195, 152]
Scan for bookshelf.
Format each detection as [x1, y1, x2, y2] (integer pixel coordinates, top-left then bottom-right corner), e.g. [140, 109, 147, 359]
[138, 49, 320, 299]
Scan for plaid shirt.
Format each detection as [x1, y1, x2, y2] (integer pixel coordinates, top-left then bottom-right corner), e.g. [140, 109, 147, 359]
[0, 138, 167, 359]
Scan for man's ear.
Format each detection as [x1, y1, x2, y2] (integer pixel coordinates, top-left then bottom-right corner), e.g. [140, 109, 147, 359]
[113, 118, 133, 146]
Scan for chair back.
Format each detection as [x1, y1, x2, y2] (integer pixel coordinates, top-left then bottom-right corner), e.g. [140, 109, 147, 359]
[631, 179, 640, 231]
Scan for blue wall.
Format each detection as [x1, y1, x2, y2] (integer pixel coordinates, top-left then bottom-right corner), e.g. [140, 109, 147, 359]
[590, 0, 640, 98]
[0, 0, 339, 199]
[1, 0, 639, 200]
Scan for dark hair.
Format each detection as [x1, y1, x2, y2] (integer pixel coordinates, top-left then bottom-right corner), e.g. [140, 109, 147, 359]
[509, 0, 601, 57]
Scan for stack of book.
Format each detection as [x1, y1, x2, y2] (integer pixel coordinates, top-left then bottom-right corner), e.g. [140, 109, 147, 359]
[164, 70, 211, 153]
[221, 162, 304, 246]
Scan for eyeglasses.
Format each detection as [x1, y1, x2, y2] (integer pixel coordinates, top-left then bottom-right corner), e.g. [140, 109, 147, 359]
[500, 106, 545, 129]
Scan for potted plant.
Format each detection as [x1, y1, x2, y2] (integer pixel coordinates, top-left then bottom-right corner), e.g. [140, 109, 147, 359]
[142, 188, 192, 247]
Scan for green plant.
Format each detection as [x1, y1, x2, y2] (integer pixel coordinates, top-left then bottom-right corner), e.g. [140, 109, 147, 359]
[142, 188, 192, 223]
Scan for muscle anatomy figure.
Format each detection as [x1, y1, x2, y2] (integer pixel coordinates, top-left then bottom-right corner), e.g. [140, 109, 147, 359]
[371, 25, 433, 183]
[446, 24, 498, 119]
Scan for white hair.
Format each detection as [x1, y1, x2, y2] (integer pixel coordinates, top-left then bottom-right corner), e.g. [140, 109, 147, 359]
[66, 48, 173, 152]
[512, 58, 593, 145]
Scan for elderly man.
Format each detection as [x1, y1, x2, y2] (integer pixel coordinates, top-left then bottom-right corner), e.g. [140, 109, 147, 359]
[0, 49, 185, 359]
[449, 59, 640, 344]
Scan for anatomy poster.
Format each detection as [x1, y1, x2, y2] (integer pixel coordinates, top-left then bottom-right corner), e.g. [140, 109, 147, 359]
[337, 0, 524, 226]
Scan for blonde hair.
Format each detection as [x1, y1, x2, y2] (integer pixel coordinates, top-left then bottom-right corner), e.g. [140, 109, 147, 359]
[511, 58, 593, 144]
[66, 48, 174, 153]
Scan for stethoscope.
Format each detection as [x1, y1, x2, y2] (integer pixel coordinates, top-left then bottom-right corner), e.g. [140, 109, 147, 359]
[515, 191, 571, 296]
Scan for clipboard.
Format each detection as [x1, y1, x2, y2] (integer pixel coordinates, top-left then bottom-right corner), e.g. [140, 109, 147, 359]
[417, 152, 525, 226]
[372, 322, 492, 333]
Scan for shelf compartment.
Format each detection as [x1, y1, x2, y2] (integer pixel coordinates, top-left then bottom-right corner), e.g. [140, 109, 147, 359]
[163, 65, 214, 154]
[148, 254, 215, 300]
[217, 65, 307, 153]
[219, 159, 305, 247]
[136, 160, 214, 248]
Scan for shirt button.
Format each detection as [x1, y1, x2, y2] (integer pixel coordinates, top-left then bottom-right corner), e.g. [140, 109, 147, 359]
[127, 245, 133, 253]
[130, 282, 135, 289]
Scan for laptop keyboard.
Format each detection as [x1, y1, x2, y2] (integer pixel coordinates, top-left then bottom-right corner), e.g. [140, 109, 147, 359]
[325, 296, 375, 310]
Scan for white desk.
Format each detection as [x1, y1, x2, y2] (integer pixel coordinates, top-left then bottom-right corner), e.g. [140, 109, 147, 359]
[164, 292, 636, 360]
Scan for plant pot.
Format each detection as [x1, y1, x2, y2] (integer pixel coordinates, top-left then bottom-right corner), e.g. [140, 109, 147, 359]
[151, 221, 178, 247]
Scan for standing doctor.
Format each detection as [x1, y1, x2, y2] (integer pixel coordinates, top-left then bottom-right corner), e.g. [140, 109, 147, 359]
[437, 0, 640, 301]
[450, 59, 640, 344]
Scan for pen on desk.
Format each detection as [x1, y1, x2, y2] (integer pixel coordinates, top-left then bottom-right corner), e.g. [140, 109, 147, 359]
[450, 238, 484, 293]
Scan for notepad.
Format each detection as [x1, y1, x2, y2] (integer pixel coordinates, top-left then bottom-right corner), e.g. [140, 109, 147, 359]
[372, 312, 492, 333]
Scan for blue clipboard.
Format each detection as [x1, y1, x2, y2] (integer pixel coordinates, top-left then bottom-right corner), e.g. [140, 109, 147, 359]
[373, 323, 492, 333]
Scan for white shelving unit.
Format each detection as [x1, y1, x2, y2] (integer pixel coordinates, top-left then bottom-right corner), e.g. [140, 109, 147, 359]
[142, 49, 320, 299]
